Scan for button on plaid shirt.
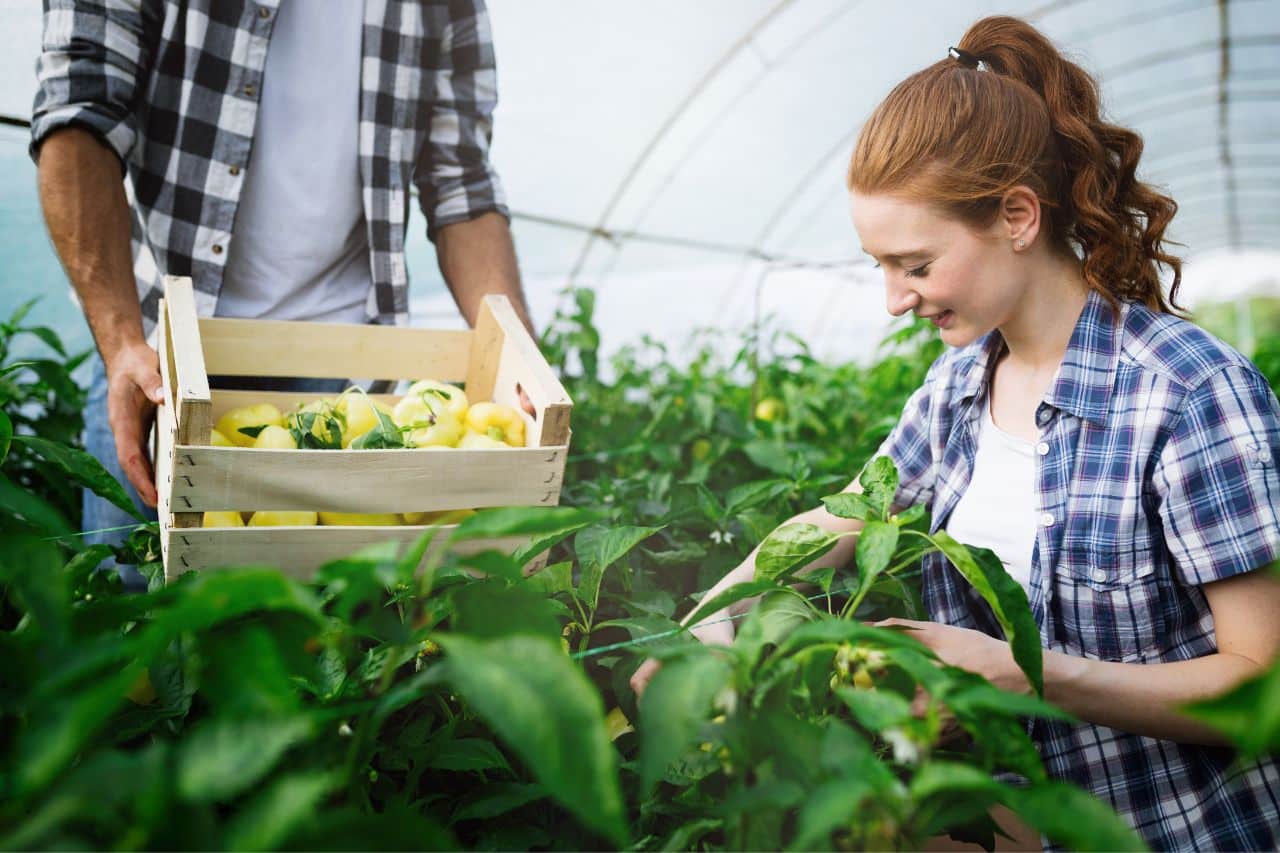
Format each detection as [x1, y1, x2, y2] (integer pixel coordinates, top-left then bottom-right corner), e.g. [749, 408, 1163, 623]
[30, 0, 508, 334]
[878, 289, 1280, 851]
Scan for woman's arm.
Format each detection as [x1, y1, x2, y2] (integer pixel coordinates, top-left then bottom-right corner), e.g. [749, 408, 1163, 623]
[886, 565, 1280, 746]
[1043, 566, 1280, 745]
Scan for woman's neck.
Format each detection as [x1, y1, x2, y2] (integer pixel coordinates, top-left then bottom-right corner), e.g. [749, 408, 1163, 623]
[998, 254, 1090, 376]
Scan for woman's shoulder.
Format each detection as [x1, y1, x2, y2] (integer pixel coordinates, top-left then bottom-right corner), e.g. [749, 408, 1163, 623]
[1119, 301, 1270, 395]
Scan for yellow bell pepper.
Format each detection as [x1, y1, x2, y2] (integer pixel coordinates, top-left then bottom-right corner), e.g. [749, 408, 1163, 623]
[247, 510, 318, 527]
[202, 510, 246, 527]
[464, 401, 526, 447]
[393, 383, 466, 448]
[318, 511, 402, 526]
[336, 391, 395, 448]
[215, 404, 285, 448]
[252, 424, 298, 450]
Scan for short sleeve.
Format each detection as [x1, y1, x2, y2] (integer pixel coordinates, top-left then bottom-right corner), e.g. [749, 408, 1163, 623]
[415, 0, 510, 240]
[1154, 364, 1280, 586]
[872, 353, 947, 513]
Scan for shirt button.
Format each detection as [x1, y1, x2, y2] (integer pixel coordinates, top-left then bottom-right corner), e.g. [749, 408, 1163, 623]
[1090, 568, 1108, 583]
[1040, 512, 1054, 527]
[1036, 442, 1049, 456]
[244, 84, 256, 97]
[1036, 409, 1052, 426]
[258, 6, 271, 18]
[229, 165, 241, 176]
[212, 244, 223, 255]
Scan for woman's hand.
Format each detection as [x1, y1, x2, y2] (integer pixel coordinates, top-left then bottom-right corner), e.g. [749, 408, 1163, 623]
[873, 618, 1031, 696]
[630, 618, 736, 698]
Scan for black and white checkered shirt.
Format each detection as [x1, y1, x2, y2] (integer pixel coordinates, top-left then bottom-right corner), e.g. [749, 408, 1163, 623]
[31, 0, 509, 333]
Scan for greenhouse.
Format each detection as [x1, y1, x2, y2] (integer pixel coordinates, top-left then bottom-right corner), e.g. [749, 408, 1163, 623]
[1, 1, 1278, 850]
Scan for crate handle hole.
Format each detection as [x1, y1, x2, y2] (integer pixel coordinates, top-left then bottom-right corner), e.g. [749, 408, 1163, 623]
[517, 382, 537, 420]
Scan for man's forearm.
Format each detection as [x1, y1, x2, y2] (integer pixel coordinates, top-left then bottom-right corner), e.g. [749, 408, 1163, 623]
[1043, 648, 1264, 746]
[435, 211, 535, 336]
[37, 128, 145, 367]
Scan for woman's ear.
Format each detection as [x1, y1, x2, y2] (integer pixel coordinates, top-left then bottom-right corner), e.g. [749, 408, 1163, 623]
[1001, 185, 1041, 251]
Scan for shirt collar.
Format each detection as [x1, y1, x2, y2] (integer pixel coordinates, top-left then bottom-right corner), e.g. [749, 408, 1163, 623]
[957, 289, 1124, 428]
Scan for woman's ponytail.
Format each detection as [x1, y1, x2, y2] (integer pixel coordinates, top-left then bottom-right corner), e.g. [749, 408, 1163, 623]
[850, 16, 1184, 315]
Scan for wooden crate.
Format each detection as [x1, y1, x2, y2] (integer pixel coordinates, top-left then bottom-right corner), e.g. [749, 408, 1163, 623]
[154, 276, 572, 582]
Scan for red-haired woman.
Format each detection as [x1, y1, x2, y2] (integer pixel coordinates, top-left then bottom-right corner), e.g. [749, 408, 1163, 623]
[633, 16, 1280, 851]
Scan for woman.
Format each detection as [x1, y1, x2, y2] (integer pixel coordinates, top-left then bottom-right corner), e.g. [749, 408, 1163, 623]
[632, 16, 1280, 851]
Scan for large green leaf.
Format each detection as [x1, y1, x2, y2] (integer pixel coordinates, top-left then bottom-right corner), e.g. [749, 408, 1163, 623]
[931, 531, 1043, 697]
[13, 435, 142, 520]
[724, 479, 793, 516]
[821, 491, 875, 521]
[452, 506, 599, 541]
[854, 520, 899, 593]
[1180, 659, 1280, 758]
[575, 523, 663, 611]
[681, 579, 779, 633]
[0, 472, 75, 538]
[0, 408, 11, 464]
[754, 523, 839, 582]
[178, 717, 313, 802]
[907, 761, 1006, 838]
[858, 455, 899, 517]
[435, 634, 627, 846]
[1002, 781, 1147, 852]
[222, 771, 339, 851]
[637, 650, 732, 793]
[789, 775, 874, 852]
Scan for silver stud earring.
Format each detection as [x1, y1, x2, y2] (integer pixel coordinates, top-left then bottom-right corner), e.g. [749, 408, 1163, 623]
[1016, 239, 1026, 249]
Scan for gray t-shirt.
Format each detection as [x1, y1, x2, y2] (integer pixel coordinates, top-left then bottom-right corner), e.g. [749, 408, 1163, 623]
[217, 0, 372, 323]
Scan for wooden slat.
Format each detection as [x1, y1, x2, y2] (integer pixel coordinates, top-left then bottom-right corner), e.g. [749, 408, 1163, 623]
[155, 309, 178, 580]
[170, 445, 568, 513]
[165, 527, 535, 580]
[163, 277, 212, 531]
[199, 317, 473, 381]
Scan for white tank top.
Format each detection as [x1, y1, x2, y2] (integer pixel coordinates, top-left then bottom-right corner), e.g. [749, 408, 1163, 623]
[216, 0, 372, 324]
[945, 397, 1040, 594]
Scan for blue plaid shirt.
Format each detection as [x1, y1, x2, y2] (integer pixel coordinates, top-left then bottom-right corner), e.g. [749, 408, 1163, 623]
[879, 289, 1280, 851]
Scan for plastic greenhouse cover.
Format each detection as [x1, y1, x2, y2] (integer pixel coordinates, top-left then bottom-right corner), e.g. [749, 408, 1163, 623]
[0, 0, 1276, 367]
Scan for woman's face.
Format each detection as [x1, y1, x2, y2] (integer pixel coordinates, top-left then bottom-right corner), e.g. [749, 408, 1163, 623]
[851, 191, 1023, 348]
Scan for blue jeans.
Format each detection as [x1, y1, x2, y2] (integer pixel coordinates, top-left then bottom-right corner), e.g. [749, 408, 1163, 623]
[82, 356, 348, 589]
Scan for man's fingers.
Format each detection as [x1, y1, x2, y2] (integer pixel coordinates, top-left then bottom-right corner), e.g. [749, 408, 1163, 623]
[630, 658, 661, 697]
[115, 431, 158, 507]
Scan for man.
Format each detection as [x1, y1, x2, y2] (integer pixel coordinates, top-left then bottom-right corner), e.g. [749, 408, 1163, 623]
[31, 0, 533, 576]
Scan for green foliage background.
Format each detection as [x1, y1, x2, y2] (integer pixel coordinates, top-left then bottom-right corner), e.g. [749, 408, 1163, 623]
[1, 291, 1276, 851]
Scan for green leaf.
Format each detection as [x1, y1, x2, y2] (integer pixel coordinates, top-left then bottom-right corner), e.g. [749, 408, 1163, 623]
[725, 479, 793, 516]
[754, 523, 839, 582]
[789, 775, 874, 851]
[523, 560, 574, 596]
[835, 685, 914, 732]
[575, 524, 663, 612]
[0, 408, 11, 464]
[0, 472, 76, 538]
[750, 588, 817, 647]
[13, 435, 143, 520]
[450, 580, 562, 643]
[858, 455, 899, 518]
[435, 634, 628, 846]
[17, 325, 67, 356]
[1002, 781, 1147, 852]
[452, 506, 599, 540]
[1180, 660, 1280, 758]
[931, 532, 1043, 697]
[854, 520, 899, 593]
[237, 424, 269, 440]
[222, 771, 339, 851]
[178, 717, 313, 802]
[681, 579, 779, 632]
[451, 782, 548, 822]
[350, 406, 405, 449]
[895, 503, 928, 527]
[821, 491, 875, 520]
[637, 651, 733, 793]
[908, 761, 1006, 838]
[427, 738, 514, 774]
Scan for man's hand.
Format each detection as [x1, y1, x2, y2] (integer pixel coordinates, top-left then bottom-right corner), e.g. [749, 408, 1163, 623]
[104, 342, 165, 507]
